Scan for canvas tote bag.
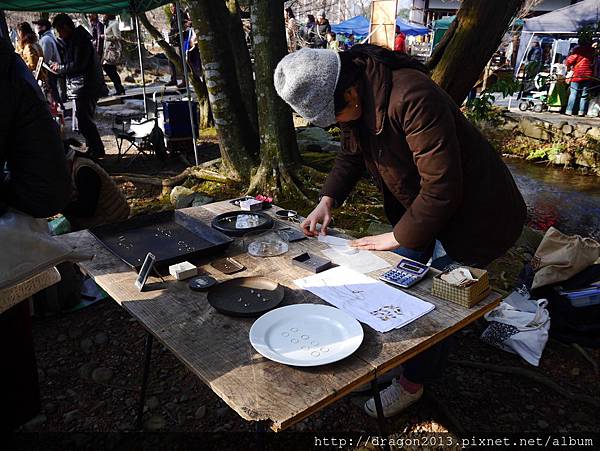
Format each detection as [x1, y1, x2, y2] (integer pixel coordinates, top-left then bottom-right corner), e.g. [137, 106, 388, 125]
[531, 227, 600, 289]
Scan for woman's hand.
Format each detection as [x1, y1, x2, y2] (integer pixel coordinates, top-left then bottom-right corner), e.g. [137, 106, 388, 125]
[301, 196, 334, 237]
[351, 232, 400, 251]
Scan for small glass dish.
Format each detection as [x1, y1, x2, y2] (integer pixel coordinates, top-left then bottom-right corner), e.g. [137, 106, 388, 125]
[243, 230, 289, 257]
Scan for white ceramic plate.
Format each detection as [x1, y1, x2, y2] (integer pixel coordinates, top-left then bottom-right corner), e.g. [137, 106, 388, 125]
[249, 304, 364, 367]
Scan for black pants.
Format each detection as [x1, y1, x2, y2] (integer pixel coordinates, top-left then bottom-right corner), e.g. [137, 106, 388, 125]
[103, 64, 125, 95]
[169, 46, 180, 82]
[75, 95, 104, 155]
[46, 74, 61, 106]
[0, 302, 40, 432]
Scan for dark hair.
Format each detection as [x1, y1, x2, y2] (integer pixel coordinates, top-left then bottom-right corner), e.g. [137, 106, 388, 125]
[333, 44, 429, 115]
[307, 14, 315, 23]
[17, 22, 38, 46]
[285, 7, 295, 19]
[327, 31, 336, 39]
[334, 52, 364, 115]
[52, 13, 75, 30]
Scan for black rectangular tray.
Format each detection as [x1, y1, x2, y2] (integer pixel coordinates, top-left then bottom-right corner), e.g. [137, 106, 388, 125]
[89, 210, 233, 270]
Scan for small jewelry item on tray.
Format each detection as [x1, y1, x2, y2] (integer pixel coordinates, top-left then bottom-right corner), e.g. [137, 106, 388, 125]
[440, 267, 478, 287]
[210, 257, 246, 274]
[235, 214, 262, 229]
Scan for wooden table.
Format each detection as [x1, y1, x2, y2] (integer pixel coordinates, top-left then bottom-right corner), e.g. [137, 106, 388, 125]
[0, 267, 61, 315]
[57, 200, 501, 433]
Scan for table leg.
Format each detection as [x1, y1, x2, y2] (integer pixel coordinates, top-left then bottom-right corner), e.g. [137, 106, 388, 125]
[255, 420, 266, 451]
[371, 380, 391, 451]
[135, 332, 154, 430]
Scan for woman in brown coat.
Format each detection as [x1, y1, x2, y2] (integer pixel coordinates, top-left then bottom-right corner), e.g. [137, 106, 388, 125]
[275, 45, 527, 417]
[16, 22, 45, 81]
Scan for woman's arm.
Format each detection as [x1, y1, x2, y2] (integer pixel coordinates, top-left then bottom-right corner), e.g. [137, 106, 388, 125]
[320, 125, 365, 206]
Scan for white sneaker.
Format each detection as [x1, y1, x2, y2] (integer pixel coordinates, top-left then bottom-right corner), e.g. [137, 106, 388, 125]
[364, 379, 423, 418]
[352, 366, 404, 393]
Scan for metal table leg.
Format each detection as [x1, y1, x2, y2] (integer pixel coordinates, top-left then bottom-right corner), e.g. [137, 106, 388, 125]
[255, 420, 266, 451]
[371, 380, 391, 451]
[135, 332, 154, 430]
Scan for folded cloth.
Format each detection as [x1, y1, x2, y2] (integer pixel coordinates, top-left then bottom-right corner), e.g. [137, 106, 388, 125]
[440, 267, 477, 287]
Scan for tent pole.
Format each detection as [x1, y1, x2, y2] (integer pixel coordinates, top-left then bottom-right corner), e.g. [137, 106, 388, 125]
[176, 2, 199, 166]
[516, 32, 535, 80]
[0, 10, 9, 41]
[135, 14, 148, 116]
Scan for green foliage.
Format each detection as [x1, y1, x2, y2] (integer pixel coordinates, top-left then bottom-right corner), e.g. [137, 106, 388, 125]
[466, 79, 520, 123]
[327, 126, 341, 142]
[526, 142, 563, 161]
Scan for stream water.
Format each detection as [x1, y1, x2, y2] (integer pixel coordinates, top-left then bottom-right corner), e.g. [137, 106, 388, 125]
[505, 159, 600, 240]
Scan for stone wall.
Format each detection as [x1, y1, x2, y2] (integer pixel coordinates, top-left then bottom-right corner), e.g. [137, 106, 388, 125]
[481, 112, 600, 176]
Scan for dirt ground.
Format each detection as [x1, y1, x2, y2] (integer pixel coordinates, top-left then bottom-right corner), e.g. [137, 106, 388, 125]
[18, 111, 600, 448]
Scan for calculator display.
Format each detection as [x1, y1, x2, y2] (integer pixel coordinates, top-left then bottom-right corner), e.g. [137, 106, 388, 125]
[398, 260, 427, 274]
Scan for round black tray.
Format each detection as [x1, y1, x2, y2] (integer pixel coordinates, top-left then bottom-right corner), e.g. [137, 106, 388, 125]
[207, 276, 284, 317]
[211, 211, 273, 237]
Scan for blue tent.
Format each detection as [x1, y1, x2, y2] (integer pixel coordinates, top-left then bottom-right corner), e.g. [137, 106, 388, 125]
[331, 15, 429, 37]
[331, 15, 370, 36]
[396, 17, 429, 36]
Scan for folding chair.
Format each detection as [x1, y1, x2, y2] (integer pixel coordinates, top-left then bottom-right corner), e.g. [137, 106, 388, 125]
[111, 115, 157, 166]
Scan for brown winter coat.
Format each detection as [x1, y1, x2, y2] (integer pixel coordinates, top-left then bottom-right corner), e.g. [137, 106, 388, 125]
[322, 58, 527, 266]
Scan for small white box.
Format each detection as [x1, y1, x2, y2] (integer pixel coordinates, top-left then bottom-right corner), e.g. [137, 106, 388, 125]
[239, 199, 263, 211]
[168, 261, 198, 280]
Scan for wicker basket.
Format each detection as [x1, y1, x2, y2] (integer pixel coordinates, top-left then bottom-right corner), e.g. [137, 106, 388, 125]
[431, 267, 491, 308]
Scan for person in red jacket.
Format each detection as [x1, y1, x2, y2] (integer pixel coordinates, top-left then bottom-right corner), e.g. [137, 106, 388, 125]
[565, 37, 596, 116]
[394, 26, 406, 53]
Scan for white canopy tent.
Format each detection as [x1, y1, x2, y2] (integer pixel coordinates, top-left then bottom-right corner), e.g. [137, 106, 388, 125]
[515, 0, 600, 76]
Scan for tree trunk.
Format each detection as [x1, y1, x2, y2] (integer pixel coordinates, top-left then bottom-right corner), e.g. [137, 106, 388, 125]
[138, 11, 213, 129]
[427, 0, 524, 105]
[247, 0, 302, 198]
[187, 0, 258, 181]
[225, 0, 259, 139]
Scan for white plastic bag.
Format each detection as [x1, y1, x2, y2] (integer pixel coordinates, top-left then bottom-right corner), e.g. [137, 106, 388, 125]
[481, 298, 550, 366]
[0, 210, 90, 291]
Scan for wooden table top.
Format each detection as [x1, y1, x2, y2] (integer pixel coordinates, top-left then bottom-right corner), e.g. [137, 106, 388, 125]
[57, 200, 501, 431]
[0, 267, 61, 315]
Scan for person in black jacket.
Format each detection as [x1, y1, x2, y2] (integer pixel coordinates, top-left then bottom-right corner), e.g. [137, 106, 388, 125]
[0, 36, 71, 432]
[314, 10, 331, 48]
[51, 13, 108, 159]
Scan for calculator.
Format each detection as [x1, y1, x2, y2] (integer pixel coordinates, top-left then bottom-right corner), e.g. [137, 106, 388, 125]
[380, 257, 429, 288]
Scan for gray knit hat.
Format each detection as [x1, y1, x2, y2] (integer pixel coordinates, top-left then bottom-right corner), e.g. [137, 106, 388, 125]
[274, 48, 341, 128]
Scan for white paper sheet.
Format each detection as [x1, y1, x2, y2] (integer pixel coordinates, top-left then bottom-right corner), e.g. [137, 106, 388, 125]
[321, 248, 390, 274]
[295, 266, 435, 333]
[317, 235, 390, 273]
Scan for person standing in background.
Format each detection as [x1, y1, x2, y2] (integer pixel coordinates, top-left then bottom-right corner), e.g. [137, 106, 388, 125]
[101, 14, 125, 96]
[51, 14, 108, 159]
[394, 26, 406, 53]
[33, 18, 62, 105]
[167, 3, 187, 87]
[301, 14, 316, 48]
[88, 13, 104, 58]
[16, 22, 45, 80]
[565, 36, 595, 117]
[326, 31, 339, 52]
[284, 7, 298, 53]
[314, 10, 331, 48]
